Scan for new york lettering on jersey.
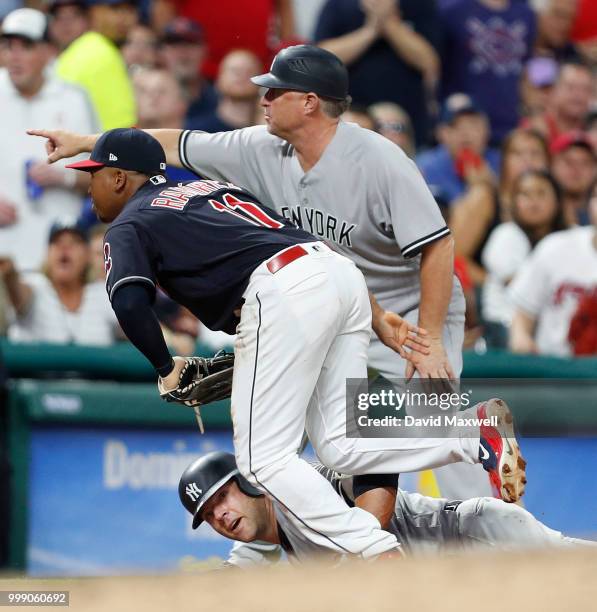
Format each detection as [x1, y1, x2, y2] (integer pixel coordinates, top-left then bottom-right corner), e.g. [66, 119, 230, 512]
[280, 205, 356, 247]
[103, 178, 314, 333]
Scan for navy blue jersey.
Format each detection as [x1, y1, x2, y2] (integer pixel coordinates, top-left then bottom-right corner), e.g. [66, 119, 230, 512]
[103, 178, 315, 333]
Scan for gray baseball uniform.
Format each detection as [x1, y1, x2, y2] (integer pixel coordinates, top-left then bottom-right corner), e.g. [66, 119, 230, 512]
[179, 123, 490, 498]
[179, 122, 464, 382]
[226, 468, 593, 567]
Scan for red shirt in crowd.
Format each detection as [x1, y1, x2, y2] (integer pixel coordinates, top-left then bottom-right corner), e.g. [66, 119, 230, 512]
[171, 0, 276, 79]
[570, 0, 597, 42]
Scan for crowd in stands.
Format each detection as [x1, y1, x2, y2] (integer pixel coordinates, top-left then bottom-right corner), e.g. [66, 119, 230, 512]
[0, 0, 595, 360]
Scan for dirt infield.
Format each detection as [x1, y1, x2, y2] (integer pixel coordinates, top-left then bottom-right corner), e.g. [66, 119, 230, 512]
[2, 548, 596, 612]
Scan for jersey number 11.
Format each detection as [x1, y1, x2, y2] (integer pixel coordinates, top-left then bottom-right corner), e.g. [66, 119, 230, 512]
[209, 193, 284, 229]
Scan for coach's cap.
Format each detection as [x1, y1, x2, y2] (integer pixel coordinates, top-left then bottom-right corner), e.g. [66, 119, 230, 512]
[440, 93, 485, 125]
[66, 128, 167, 175]
[251, 44, 349, 101]
[1, 8, 47, 42]
[161, 17, 203, 45]
[48, 219, 89, 243]
[550, 131, 595, 158]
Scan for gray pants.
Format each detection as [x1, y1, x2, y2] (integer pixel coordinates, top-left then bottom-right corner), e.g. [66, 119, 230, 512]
[395, 492, 594, 554]
[226, 493, 594, 567]
[367, 283, 493, 500]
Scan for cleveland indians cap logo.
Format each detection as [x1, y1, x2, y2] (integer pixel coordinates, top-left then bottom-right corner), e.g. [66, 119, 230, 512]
[186, 483, 202, 502]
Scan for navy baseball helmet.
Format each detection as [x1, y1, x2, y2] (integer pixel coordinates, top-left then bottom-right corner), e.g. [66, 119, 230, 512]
[179, 451, 262, 529]
[251, 44, 349, 101]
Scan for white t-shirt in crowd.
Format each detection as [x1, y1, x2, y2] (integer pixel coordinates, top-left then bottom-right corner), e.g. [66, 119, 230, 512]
[509, 226, 597, 357]
[482, 222, 532, 325]
[0, 69, 99, 271]
[8, 274, 119, 346]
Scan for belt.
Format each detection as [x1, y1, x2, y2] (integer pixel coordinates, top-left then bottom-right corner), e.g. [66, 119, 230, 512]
[266, 244, 309, 274]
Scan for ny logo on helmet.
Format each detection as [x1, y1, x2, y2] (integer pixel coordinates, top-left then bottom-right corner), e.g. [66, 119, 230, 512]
[186, 483, 202, 501]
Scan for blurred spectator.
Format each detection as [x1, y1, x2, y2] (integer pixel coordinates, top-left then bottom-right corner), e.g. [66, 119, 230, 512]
[4, 221, 120, 346]
[521, 61, 594, 147]
[570, 0, 597, 42]
[56, 0, 137, 129]
[550, 131, 597, 225]
[133, 67, 187, 129]
[533, 0, 579, 61]
[440, 0, 536, 145]
[0, 8, 98, 271]
[570, 0, 597, 68]
[450, 128, 549, 286]
[132, 67, 197, 182]
[191, 49, 262, 132]
[509, 183, 597, 356]
[122, 23, 158, 71]
[417, 93, 500, 206]
[47, 0, 88, 53]
[519, 56, 559, 120]
[315, 0, 440, 148]
[292, 0, 327, 39]
[152, 0, 295, 80]
[342, 106, 375, 130]
[369, 102, 415, 157]
[158, 17, 217, 128]
[482, 169, 568, 347]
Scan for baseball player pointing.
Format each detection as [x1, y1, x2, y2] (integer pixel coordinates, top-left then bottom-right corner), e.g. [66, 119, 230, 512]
[28, 53, 527, 558]
[31, 46, 491, 499]
[31, 45, 454, 378]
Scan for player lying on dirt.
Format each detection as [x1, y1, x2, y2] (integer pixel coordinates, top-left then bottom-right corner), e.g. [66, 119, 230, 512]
[179, 450, 594, 566]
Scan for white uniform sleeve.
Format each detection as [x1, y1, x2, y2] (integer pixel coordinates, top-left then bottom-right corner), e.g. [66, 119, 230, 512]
[225, 540, 283, 568]
[178, 127, 282, 204]
[482, 223, 531, 283]
[508, 236, 555, 316]
[380, 147, 450, 258]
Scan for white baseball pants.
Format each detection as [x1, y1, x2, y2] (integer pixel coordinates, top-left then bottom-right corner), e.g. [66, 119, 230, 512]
[231, 242, 479, 557]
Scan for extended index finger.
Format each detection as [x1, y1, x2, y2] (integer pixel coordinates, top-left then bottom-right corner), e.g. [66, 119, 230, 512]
[27, 128, 53, 138]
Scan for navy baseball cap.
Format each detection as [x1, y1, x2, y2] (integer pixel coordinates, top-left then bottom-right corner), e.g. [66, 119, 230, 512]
[161, 17, 203, 45]
[440, 93, 485, 125]
[66, 128, 167, 175]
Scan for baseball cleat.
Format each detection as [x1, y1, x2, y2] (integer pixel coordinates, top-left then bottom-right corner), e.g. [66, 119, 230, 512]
[478, 398, 527, 503]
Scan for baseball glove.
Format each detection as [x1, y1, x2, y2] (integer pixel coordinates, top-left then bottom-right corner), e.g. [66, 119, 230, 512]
[158, 350, 234, 432]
